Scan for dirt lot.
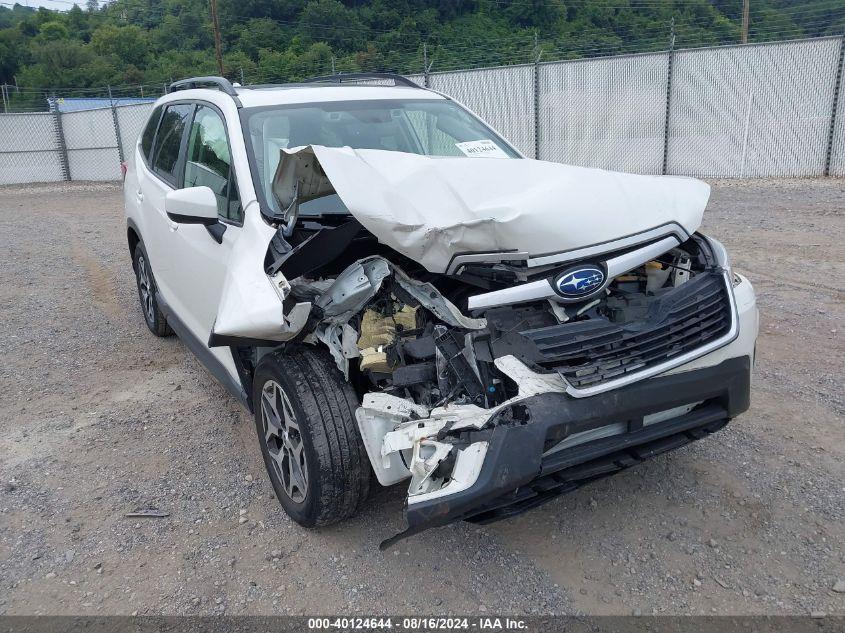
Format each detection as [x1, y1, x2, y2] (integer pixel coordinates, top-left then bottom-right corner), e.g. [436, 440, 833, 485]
[0, 179, 843, 616]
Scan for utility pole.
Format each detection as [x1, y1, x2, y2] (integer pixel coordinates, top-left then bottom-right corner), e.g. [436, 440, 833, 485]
[210, 0, 225, 77]
[741, 0, 750, 44]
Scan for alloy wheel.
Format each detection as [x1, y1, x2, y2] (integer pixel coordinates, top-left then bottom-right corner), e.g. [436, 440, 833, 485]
[137, 254, 155, 325]
[261, 380, 308, 503]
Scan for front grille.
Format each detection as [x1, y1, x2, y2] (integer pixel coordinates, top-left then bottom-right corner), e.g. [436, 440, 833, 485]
[521, 272, 733, 388]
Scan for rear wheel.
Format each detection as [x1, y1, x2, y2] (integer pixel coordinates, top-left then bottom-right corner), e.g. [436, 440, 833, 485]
[253, 348, 370, 527]
[132, 243, 172, 337]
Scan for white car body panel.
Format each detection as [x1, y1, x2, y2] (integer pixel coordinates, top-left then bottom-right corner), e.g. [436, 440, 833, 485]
[272, 145, 711, 273]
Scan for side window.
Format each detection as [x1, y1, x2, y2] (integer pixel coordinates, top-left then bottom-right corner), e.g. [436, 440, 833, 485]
[140, 105, 162, 162]
[151, 103, 193, 187]
[183, 105, 242, 223]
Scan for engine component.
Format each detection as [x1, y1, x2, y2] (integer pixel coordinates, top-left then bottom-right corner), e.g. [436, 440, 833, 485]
[433, 326, 485, 404]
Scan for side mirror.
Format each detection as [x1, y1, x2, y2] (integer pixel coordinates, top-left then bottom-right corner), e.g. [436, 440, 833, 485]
[165, 186, 219, 225]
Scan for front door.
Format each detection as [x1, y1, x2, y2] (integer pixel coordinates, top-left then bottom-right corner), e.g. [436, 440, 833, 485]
[139, 101, 244, 382]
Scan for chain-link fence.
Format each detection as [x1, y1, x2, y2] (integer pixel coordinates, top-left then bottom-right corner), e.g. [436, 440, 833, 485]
[0, 112, 66, 184]
[0, 101, 154, 185]
[667, 38, 842, 177]
[538, 52, 669, 174]
[1, 36, 844, 185]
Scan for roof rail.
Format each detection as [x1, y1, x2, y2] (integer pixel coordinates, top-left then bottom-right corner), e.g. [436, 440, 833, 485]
[300, 72, 423, 89]
[169, 76, 240, 98]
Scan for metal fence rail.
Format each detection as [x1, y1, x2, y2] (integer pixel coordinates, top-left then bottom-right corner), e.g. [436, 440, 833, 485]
[1, 36, 844, 186]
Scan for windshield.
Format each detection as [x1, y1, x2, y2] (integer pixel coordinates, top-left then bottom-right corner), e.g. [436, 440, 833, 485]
[241, 98, 520, 217]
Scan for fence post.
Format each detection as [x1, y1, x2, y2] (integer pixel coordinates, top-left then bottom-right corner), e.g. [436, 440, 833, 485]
[50, 96, 71, 181]
[423, 43, 431, 88]
[108, 85, 125, 163]
[1, 84, 8, 113]
[662, 18, 676, 175]
[534, 34, 542, 160]
[824, 32, 845, 177]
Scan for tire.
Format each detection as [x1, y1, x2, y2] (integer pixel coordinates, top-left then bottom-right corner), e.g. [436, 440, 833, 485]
[132, 243, 172, 337]
[253, 348, 371, 527]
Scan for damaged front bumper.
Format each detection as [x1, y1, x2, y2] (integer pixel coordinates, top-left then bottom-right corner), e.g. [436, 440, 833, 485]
[367, 274, 758, 548]
[379, 354, 752, 549]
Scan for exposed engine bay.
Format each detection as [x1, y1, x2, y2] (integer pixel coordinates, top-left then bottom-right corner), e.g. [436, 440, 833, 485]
[263, 213, 724, 515]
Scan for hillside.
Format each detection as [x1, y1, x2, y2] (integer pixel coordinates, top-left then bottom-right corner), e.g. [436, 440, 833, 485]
[0, 0, 843, 109]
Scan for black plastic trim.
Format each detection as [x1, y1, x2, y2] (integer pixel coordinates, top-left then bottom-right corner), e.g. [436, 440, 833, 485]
[165, 211, 217, 226]
[208, 331, 286, 348]
[169, 76, 243, 107]
[205, 222, 227, 243]
[300, 72, 423, 88]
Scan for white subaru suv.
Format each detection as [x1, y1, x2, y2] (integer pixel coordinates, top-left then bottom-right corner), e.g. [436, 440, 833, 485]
[124, 74, 758, 548]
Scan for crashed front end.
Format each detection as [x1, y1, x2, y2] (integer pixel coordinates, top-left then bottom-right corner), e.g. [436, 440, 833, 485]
[229, 147, 758, 547]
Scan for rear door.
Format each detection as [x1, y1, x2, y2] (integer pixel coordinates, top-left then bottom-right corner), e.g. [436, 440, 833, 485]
[136, 102, 194, 305]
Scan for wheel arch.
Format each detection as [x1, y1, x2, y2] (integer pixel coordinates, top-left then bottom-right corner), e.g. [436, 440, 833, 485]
[127, 219, 141, 262]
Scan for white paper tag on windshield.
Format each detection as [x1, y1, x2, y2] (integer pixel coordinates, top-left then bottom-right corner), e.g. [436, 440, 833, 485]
[455, 139, 509, 159]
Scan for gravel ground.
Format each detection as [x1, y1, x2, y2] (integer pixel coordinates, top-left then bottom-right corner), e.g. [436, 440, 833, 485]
[0, 178, 843, 616]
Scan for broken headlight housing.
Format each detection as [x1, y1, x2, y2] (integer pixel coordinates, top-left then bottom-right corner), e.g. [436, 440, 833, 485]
[704, 234, 741, 287]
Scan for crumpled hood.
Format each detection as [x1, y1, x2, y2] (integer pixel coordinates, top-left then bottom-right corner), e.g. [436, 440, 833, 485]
[273, 146, 710, 274]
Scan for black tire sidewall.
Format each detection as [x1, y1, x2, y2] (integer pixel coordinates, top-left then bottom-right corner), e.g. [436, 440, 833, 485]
[252, 353, 323, 527]
[132, 242, 166, 336]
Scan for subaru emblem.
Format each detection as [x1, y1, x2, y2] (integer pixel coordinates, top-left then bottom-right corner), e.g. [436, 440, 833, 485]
[554, 265, 606, 299]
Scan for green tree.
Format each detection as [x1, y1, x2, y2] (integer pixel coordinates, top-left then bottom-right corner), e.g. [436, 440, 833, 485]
[38, 20, 69, 41]
[91, 24, 149, 67]
[234, 18, 289, 61]
[299, 0, 365, 51]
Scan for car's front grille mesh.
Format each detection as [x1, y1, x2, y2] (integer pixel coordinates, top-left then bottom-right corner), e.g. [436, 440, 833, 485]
[522, 272, 733, 388]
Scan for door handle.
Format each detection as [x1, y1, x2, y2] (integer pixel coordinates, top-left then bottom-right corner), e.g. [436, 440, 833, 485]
[135, 189, 144, 202]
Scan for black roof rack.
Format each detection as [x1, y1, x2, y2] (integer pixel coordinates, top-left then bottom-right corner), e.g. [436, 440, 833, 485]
[166, 73, 422, 106]
[169, 76, 243, 102]
[299, 72, 423, 89]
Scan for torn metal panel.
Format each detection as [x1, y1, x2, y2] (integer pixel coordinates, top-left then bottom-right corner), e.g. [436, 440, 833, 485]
[355, 355, 567, 497]
[273, 145, 711, 273]
[314, 258, 391, 320]
[392, 266, 486, 330]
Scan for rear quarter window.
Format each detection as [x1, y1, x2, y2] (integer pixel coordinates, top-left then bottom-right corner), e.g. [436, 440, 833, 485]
[140, 105, 162, 162]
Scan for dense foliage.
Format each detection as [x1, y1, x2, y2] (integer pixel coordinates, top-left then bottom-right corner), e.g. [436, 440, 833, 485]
[0, 0, 841, 108]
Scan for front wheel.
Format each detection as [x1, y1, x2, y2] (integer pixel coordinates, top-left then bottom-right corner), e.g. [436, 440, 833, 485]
[253, 348, 371, 527]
